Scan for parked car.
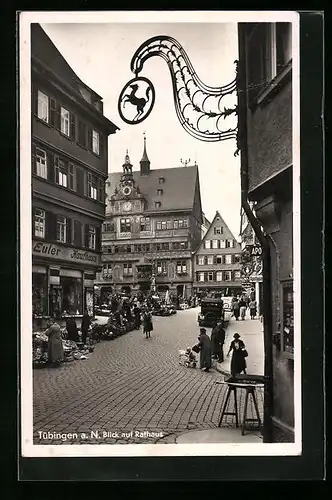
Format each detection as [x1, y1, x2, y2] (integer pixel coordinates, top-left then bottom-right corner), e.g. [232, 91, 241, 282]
[197, 298, 224, 327]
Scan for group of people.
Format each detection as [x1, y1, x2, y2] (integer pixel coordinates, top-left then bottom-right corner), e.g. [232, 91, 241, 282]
[231, 296, 258, 321]
[194, 324, 247, 377]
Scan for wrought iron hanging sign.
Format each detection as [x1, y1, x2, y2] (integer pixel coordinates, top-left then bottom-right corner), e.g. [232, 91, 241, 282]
[118, 35, 238, 143]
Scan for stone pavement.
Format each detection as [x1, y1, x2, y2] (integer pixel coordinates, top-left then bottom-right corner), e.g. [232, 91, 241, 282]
[217, 315, 264, 376]
[33, 307, 264, 445]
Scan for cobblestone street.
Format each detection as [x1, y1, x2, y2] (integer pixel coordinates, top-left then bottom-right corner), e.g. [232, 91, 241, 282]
[33, 308, 264, 445]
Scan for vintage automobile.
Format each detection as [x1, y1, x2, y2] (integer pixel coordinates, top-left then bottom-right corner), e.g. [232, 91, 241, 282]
[197, 298, 225, 327]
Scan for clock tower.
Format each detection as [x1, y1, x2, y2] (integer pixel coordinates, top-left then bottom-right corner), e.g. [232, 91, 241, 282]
[110, 149, 145, 214]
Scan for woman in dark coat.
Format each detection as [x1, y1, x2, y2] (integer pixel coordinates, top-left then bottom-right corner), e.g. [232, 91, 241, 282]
[81, 310, 91, 345]
[133, 305, 141, 329]
[198, 328, 212, 372]
[227, 333, 247, 377]
[142, 310, 153, 338]
[65, 316, 78, 343]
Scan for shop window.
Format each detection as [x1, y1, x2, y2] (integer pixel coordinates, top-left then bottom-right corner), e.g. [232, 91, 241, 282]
[92, 130, 100, 155]
[32, 273, 48, 316]
[61, 276, 83, 315]
[140, 217, 150, 231]
[35, 148, 47, 179]
[37, 90, 49, 123]
[120, 217, 131, 233]
[34, 208, 46, 238]
[56, 216, 67, 243]
[60, 106, 70, 136]
[49, 285, 62, 318]
[54, 157, 75, 190]
[216, 271, 223, 282]
[88, 173, 103, 201]
[88, 226, 96, 250]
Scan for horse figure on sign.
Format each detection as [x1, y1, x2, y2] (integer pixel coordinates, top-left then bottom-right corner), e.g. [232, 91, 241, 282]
[121, 84, 151, 121]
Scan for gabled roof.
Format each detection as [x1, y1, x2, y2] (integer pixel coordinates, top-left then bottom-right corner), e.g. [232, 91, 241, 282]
[31, 24, 119, 133]
[194, 210, 240, 253]
[107, 165, 199, 213]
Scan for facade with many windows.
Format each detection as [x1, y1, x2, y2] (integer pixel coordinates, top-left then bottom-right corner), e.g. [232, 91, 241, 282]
[193, 211, 242, 296]
[238, 22, 293, 440]
[96, 137, 203, 301]
[31, 24, 118, 329]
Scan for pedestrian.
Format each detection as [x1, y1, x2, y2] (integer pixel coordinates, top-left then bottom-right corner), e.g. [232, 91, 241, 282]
[46, 321, 64, 367]
[231, 298, 240, 321]
[197, 328, 212, 372]
[211, 321, 223, 362]
[81, 310, 91, 345]
[142, 309, 153, 338]
[249, 299, 257, 320]
[238, 297, 247, 320]
[133, 304, 141, 329]
[65, 316, 78, 343]
[227, 333, 247, 377]
[214, 320, 226, 362]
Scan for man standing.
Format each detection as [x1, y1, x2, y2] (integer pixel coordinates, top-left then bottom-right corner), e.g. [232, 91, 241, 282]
[211, 321, 226, 363]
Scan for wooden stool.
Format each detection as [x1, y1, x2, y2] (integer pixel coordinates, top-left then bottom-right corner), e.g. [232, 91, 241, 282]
[218, 385, 239, 427]
[241, 385, 262, 436]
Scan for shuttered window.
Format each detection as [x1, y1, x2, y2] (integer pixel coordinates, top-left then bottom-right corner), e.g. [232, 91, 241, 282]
[73, 220, 82, 247]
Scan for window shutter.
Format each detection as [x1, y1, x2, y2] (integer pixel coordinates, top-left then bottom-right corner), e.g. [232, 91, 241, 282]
[76, 167, 85, 196]
[68, 162, 75, 190]
[96, 226, 101, 251]
[66, 217, 72, 245]
[31, 144, 36, 174]
[46, 211, 57, 241]
[50, 98, 56, 127]
[87, 128, 92, 150]
[84, 224, 89, 248]
[196, 256, 199, 265]
[99, 134, 104, 158]
[47, 151, 54, 182]
[70, 113, 76, 140]
[55, 103, 61, 130]
[73, 220, 82, 247]
[33, 87, 38, 116]
[53, 155, 59, 184]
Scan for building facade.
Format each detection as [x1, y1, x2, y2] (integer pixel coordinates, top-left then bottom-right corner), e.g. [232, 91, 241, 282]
[31, 24, 118, 330]
[96, 138, 203, 302]
[240, 206, 263, 313]
[193, 211, 242, 296]
[238, 22, 294, 441]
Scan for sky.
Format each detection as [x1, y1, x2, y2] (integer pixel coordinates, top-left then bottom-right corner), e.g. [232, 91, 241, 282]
[41, 21, 241, 237]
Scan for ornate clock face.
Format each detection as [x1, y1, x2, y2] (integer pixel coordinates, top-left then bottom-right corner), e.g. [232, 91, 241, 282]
[123, 201, 132, 212]
[122, 185, 132, 196]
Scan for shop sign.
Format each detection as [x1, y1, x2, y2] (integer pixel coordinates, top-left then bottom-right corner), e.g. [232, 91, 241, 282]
[32, 241, 100, 265]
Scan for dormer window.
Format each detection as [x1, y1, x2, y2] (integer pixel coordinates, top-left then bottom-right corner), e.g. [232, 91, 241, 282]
[155, 201, 161, 208]
[159, 177, 165, 184]
[157, 189, 163, 196]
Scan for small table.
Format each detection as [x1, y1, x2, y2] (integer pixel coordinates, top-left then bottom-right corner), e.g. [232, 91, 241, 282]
[218, 377, 265, 435]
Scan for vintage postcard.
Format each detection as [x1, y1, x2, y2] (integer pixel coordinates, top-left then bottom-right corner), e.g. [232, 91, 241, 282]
[19, 10, 301, 459]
